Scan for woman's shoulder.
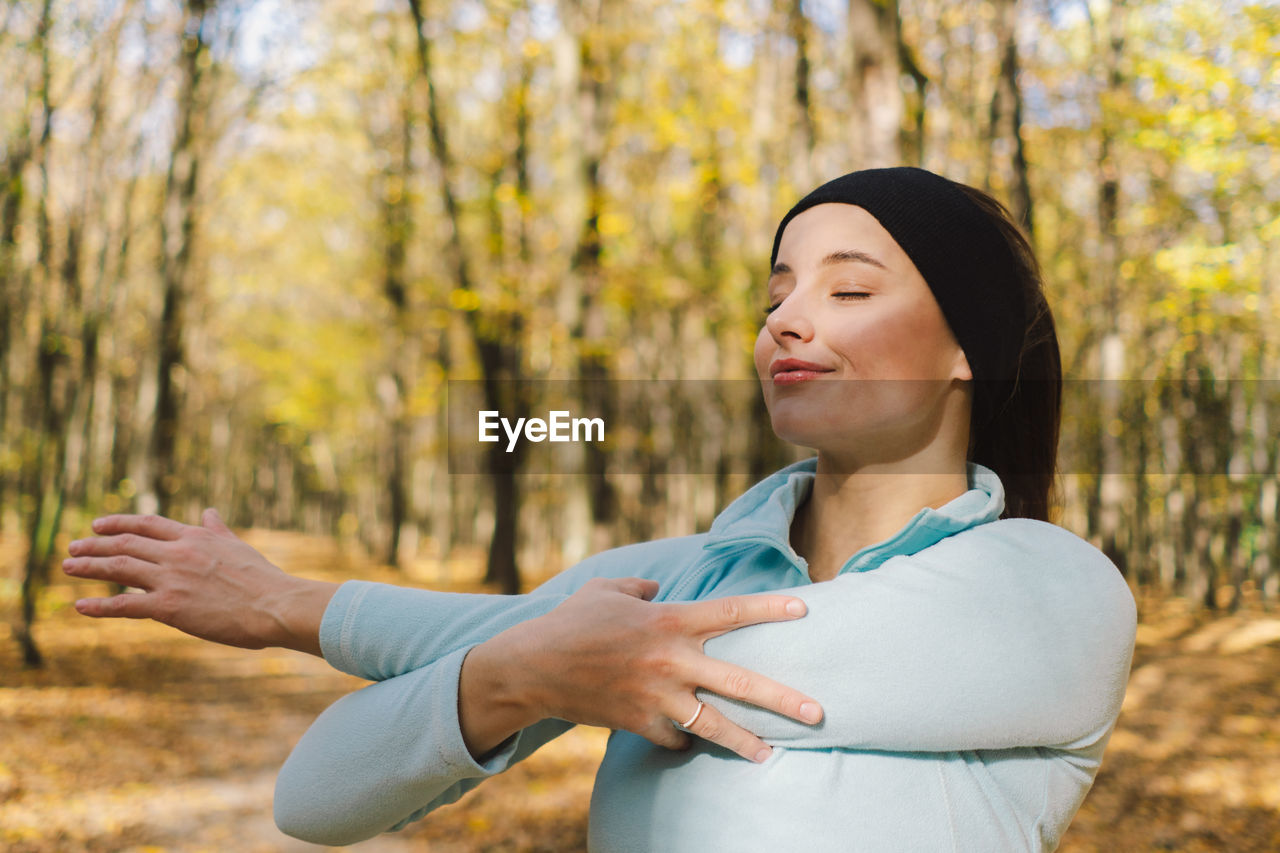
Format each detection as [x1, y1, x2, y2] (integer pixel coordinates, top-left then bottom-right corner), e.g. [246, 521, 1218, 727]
[956, 516, 1122, 572]
[884, 518, 1138, 679]
[912, 517, 1136, 619]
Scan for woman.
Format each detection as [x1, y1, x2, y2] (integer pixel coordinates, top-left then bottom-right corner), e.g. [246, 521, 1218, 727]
[65, 167, 1136, 851]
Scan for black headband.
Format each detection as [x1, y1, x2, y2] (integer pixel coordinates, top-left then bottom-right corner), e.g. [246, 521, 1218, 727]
[770, 167, 1027, 401]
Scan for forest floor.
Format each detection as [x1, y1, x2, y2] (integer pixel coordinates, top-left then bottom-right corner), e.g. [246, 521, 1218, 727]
[2, 530, 1279, 852]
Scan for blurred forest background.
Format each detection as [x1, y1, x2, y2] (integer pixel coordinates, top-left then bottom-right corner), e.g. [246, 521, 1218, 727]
[0, 0, 1279, 848]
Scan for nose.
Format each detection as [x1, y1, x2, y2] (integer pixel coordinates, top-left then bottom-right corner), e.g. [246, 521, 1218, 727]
[765, 292, 815, 343]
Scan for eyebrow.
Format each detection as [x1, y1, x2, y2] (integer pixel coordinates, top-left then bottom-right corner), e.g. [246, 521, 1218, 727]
[770, 249, 888, 276]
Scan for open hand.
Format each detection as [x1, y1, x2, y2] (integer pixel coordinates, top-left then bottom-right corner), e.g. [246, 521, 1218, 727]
[62, 510, 336, 654]
[461, 577, 824, 763]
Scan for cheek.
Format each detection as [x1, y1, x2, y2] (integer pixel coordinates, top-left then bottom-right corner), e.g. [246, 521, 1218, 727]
[845, 303, 958, 378]
[829, 318, 905, 376]
[753, 327, 773, 379]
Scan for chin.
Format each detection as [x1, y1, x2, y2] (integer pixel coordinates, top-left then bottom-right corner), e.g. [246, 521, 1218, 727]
[766, 408, 851, 451]
[766, 397, 934, 461]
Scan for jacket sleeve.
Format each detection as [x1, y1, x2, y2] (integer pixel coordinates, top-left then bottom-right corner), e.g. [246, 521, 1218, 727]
[274, 643, 576, 845]
[315, 534, 710, 682]
[697, 519, 1138, 752]
[274, 536, 707, 845]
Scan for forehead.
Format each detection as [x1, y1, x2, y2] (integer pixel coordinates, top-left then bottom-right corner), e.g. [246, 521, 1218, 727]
[774, 204, 908, 270]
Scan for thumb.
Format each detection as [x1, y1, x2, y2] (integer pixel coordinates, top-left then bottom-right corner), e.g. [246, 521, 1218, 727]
[202, 507, 233, 536]
[612, 577, 660, 602]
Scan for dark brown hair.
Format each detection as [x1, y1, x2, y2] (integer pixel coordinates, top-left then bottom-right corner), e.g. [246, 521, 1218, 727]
[954, 184, 1062, 522]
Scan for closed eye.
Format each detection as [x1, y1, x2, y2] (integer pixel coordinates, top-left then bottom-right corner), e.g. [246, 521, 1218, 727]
[765, 292, 867, 315]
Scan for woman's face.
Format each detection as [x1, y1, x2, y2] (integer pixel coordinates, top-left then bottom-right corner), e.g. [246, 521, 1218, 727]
[754, 203, 972, 460]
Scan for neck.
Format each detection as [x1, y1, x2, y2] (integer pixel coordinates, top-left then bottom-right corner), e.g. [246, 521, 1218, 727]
[792, 451, 970, 582]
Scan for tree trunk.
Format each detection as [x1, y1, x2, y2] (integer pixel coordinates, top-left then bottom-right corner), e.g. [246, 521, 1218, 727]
[563, 0, 619, 551]
[377, 89, 415, 569]
[15, 0, 57, 669]
[407, 0, 524, 593]
[66, 8, 126, 510]
[148, 0, 212, 518]
[17, 328, 69, 669]
[897, 21, 929, 167]
[0, 136, 30, 535]
[989, 0, 1033, 235]
[787, 0, 815, 183]
[1260, 234, 1280, 602]
[847, 0, 903, 168]
[1089, 0, 1126, 577]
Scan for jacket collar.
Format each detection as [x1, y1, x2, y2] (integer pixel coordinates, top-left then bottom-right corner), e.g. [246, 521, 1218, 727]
[703, 457, 1005, 579]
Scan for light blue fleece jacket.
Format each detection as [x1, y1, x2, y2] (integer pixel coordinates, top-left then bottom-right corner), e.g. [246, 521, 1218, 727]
[274, 460, 1136, 851]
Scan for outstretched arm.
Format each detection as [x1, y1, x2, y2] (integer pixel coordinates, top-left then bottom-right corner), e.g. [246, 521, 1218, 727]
[64, 516, 822, 760]
[65, 510, 1133, 757]
[63, 510, 337, 655]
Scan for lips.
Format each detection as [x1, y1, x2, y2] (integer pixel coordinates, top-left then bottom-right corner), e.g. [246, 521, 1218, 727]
[770, 358, 835, 384]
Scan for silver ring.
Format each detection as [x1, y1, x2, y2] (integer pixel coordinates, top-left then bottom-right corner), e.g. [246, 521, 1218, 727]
[676, 701, 705, 730]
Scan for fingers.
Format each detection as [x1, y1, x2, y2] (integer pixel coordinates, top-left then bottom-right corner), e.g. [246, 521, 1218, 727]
[642, 698, 770, 763]
[63, 554, 159, 589]
[641, 719, 691, 752]
[680, 701, 773, 764]
[74, 592, 156, 619]
[91, 513, 187, 541]
[681, 593, 807, 637]
[698, 659, 823, 726]
[67, 533, 168, 564]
